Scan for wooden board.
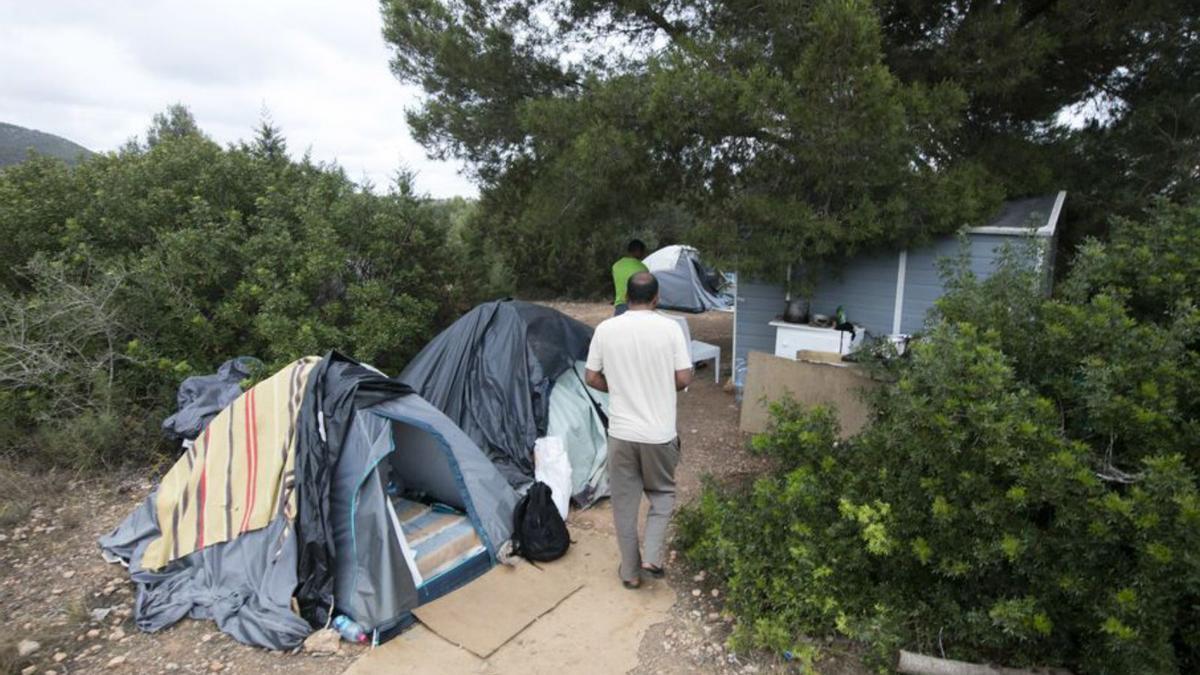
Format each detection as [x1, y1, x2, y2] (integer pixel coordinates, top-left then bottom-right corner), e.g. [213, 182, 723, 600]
[739, 350, 878, 436]
[411, 560, 583, 658]
[794, 349, 847, 365]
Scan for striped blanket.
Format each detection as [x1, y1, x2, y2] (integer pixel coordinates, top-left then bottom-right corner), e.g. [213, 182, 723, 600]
[141, 357, 319, 570]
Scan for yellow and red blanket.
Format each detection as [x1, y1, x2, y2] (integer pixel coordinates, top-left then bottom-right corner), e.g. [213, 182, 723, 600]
[141, 356, 319, 570]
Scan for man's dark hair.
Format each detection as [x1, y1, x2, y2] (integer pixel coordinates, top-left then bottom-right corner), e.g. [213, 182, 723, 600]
[627, 239, 646, 256]
[626, 271, 658, 304]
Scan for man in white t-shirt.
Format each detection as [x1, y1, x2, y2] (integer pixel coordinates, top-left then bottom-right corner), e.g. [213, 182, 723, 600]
[585, 271, 693, 589]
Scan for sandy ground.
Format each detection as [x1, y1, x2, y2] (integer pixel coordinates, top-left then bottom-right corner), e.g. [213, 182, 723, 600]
[345, 521, 675, 675]
[0, 301, 864, 675]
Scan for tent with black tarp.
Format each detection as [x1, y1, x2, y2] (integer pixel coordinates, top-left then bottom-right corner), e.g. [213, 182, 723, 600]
[99, 352, 518, 650]
[400, 300, 611, 507]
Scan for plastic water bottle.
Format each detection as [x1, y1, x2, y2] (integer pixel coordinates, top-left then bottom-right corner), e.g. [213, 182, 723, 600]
[732, 358, 748, 402]
[332, 615, 368, 643]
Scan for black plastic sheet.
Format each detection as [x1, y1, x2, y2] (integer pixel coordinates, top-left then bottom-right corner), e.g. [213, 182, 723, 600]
[399, 300, 593, 488]
[292, 351, 415, 627]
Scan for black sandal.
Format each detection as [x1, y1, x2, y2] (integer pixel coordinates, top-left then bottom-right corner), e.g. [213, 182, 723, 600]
[619, 566, 641, 589]
[641, 564, 665, 579]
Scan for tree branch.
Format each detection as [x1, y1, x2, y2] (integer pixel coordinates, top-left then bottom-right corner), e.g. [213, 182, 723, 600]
[632, 2, 687, 40]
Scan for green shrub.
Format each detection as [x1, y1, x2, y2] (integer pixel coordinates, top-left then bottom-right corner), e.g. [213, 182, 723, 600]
[0, 108, 473, 466]
[679, 197, 1200, 672]
[33, 410, 127, 469]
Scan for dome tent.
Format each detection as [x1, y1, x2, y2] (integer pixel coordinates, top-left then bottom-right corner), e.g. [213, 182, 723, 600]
[400, 300, 611, 507]
[643, 244, 732, 313]
[100, 352, 518, 649]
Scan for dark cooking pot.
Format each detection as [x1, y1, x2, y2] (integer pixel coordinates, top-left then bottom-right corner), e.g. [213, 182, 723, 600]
[783, 298, 809, 324]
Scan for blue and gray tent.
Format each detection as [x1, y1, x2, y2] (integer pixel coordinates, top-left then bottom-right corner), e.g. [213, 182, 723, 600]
[100, 352, 518, 650]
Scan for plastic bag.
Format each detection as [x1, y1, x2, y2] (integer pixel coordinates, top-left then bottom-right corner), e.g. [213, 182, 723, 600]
[533, 437, 571, 520]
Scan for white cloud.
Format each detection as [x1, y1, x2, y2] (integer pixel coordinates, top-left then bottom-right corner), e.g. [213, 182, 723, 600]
[0, 0, 476, 198]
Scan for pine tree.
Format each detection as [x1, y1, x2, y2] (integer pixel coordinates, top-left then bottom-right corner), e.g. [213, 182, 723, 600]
[251, 108, 288, 163]
[380, 0, 1199, 290]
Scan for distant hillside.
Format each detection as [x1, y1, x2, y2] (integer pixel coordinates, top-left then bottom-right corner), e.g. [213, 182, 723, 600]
[0, 122, 93, 168]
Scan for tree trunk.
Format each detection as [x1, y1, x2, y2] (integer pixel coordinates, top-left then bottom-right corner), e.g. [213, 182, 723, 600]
[896, 650, 1073, 675]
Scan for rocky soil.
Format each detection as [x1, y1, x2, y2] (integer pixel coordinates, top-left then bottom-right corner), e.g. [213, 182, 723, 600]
[0, 469, 364, 674]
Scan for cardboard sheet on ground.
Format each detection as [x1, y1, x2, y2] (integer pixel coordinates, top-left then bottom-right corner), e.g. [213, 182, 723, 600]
[412, 559, 582, 658]
[346, 522, 674, 675]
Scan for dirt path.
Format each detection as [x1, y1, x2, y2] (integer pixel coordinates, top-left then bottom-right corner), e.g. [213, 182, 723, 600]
[0, 301, 816, 675]
[542, 303, 783, 674]
[540, 302, 771, 499]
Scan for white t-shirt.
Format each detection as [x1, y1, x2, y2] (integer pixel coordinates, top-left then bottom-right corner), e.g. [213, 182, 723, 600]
[585, 310, 693, 444]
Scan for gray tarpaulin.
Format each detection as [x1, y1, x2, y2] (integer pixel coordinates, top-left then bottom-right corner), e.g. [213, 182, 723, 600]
[547, 362, 610, 506]
[98, 494, 311, 650]
[291, 352, 416, 628]
[101, 353, 517, 649]
[643, 245, 732, 313]
[161, 356, 260, 441]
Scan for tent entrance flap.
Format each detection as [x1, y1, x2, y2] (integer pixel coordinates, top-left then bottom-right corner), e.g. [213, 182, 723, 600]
[378, 421, 489, 589]
[343, 412, 501, 631]
[385, 421, 468, 511]
[329, 393, 520, 636]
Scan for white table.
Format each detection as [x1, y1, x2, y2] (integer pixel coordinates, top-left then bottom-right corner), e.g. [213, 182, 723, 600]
[658, 311, 721, 383]
[690, 340, 720, 383]
[769, 320, 863, 359]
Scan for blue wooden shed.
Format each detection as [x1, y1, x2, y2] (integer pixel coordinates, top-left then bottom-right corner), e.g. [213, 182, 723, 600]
[733, 191, 1066, 367]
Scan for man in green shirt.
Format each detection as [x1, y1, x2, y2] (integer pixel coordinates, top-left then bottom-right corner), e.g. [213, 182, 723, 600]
[612, 239, 648, 315]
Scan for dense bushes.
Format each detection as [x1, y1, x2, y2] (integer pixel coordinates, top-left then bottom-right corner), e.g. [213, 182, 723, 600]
[677, 198, 1200, 672]
[0, 109, 482, 466]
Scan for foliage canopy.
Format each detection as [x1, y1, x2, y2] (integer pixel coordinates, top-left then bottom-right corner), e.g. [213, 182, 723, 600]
[382, 0, 1199, 293]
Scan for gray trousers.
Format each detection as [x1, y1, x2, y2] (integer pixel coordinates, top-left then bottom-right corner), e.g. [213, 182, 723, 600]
[608, 435, 680, 582]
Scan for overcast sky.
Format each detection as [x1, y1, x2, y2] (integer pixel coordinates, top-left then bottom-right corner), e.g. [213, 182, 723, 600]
[0, 0, 476, 198]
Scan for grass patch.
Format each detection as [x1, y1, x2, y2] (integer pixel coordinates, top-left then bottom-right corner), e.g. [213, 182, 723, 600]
[0, 591, 107, 675]
[0, 461, 36, 529]
[0, 638, 29, 675]
[0, 459, 63, 529]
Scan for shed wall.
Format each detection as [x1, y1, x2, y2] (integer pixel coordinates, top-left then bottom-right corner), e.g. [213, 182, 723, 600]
[734, 280, 785, 367]
[736, 233, 1051, 360]
[807, 249, 899, 337]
